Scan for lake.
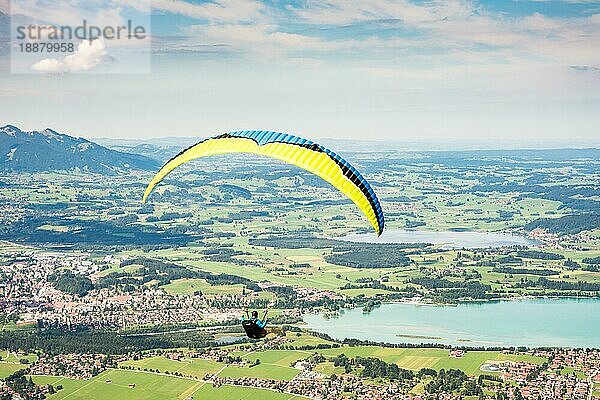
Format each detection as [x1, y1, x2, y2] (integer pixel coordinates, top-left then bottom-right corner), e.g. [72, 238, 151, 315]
[339, 229, 540, 249]
[303, 298, 600, 348]
[215, 335, 246, 345]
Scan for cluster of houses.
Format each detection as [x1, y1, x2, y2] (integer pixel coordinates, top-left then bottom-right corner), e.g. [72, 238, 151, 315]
[478, 348, 599, 399]
[1, 252, 244, 331]
[28, 353, 109, 380]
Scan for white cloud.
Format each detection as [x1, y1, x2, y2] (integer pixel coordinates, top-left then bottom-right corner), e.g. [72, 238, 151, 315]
[118, 0, 151, 12]
[186, 23, 352, 59]
[526, 0, 600, 3]
[284, 0, 600, 68]
[289, 0, 472, 25]
[153, 0, 265, 22]
[10, 0, 147, 29]
[12, 0, 91, 26]
[31, 38, 110, 73]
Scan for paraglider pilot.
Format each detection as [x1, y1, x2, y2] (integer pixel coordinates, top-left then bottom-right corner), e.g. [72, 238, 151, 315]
[241, 309, 268, 339]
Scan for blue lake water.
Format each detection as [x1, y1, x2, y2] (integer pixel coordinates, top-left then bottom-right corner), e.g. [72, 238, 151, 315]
[303, 299, 600, 348]
[339, 229, 540, 249]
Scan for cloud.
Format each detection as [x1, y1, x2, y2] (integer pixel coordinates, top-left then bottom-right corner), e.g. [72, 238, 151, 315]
[288, 0, 472, 26]
[570, 65, 600, 73]
[12, 0, 599, 89]
[283, 0, 600, 67]
[9, 0, 149, 29]
[12, 0, 94, 26]
[186, 23, 347, 58]
[31, 38, 111, 73]
[525, 0, 600, 3]
[152, 0, 265, 22]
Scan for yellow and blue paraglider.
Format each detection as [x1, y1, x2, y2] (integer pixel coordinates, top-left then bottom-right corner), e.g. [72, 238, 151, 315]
[142, 130, 385, 236]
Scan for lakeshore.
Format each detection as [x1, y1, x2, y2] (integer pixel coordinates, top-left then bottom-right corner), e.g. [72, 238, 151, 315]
[304, 298, 600, 348]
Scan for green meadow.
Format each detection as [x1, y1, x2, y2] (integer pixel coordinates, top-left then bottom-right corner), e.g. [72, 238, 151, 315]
[240, 349, 310, 366]
[32, 365, 307, 399]
[0, 362, 26, 379]
[0, 351, 38, 378]
[192, 383, 309, 400]
[162, 278, 245, 296]
[119, 356, 224, 379]
[316, 347, 545, 376]
[218, 363, 300, 381]
[34, 370, 205, 400]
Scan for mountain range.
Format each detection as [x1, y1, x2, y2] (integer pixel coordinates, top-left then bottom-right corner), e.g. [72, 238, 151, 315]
[0, 125, 160, 174]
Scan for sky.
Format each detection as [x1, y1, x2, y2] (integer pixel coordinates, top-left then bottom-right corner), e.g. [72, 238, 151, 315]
[0, 0, 599, 147]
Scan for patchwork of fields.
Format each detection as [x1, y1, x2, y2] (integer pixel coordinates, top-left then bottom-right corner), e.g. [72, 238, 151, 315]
[13, 336, 548, 400]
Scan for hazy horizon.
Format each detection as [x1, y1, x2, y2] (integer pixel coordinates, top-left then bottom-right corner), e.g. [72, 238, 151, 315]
[91, 133, 600, 151]
[3, 122, 600, 151]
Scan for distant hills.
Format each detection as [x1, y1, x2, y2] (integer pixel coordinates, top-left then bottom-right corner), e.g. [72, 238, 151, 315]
[3, 124, 599, 174]
[0, 125, 160, 174]
[93, 136, 205, 162]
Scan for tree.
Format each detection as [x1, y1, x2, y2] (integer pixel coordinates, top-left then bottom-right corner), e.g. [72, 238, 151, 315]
[514, 387, 524, 400]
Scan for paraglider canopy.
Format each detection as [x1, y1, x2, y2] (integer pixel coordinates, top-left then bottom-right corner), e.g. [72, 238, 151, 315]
[142, 130, 385, 236]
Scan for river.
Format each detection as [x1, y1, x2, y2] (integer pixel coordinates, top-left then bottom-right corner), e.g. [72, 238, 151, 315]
[303, 298, 600, 348]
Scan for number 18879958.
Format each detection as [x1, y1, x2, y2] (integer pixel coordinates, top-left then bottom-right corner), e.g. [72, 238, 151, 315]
[19, 42, 75, 53]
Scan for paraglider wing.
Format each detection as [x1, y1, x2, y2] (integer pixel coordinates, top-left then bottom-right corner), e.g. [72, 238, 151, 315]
[142, 131, 384, 236]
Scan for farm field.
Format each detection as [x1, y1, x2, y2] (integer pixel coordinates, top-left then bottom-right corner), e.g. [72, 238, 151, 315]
[240, 349, 311, 366]
[316, 347, 546, 375]
[24, 345, 549, 399]
[119, 356, 224, 379]
[0, 362, 26, 379]
[33, 370, 200, 400]
[31, 363, 310, 399]
[31, 375, 90, 396]
[1, 350, 37, 364]
[219, 363, 301, 381]
[283, 333, 335, 348]
[162, 278, 245, 296]
[0, 351, 38, 378]
[192, 383, 309, 400]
